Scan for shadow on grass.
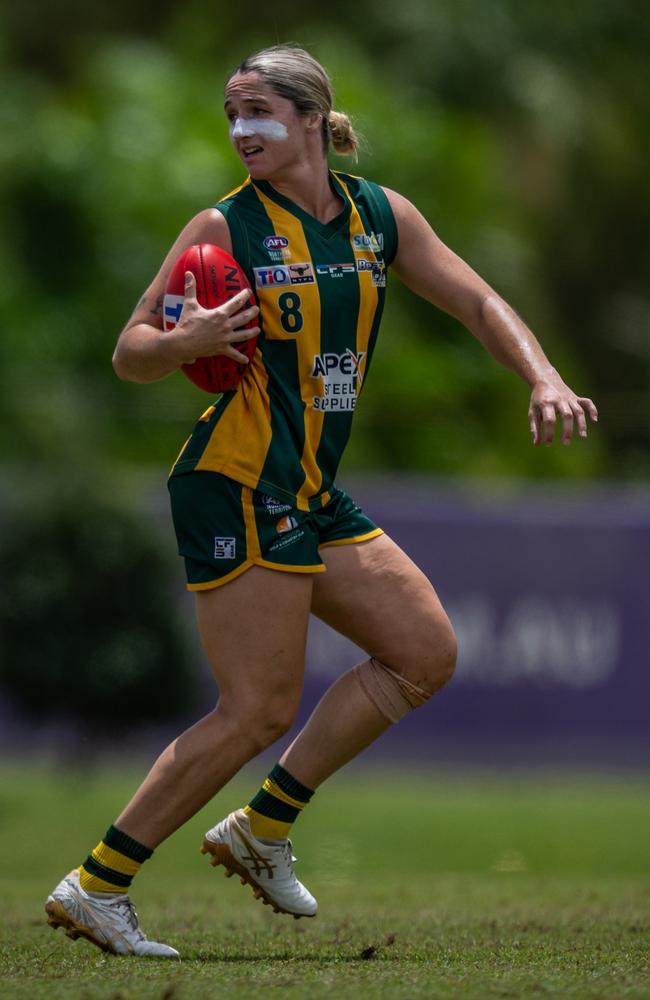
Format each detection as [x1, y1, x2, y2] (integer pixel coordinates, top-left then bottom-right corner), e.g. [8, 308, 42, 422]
[190, 951, 397, 964]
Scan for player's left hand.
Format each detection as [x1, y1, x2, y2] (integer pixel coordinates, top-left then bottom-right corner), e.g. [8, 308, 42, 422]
[528, 373, 598, 446]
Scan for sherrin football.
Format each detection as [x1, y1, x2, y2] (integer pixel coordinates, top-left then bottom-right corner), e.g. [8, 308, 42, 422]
[163, 243, 258, 394]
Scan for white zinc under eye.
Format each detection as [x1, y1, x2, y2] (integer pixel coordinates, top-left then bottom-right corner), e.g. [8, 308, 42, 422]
[229, 117, 289, 141]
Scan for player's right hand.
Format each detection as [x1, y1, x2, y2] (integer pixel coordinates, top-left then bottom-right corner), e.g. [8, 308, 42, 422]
[173, 272, 260, 365]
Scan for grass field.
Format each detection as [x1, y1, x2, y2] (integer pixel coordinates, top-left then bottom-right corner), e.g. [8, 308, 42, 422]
[1, 761, 649, 999]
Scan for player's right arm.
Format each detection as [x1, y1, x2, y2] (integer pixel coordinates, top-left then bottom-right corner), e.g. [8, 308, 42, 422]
[112, 208, 260, 383]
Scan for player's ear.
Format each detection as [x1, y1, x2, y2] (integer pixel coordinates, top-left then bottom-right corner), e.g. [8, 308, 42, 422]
[305, 112, 323, 133]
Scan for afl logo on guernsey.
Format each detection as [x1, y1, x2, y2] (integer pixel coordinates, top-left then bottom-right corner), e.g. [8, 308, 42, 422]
[263, 235, 291, 263]
[263, 236, 289, 250]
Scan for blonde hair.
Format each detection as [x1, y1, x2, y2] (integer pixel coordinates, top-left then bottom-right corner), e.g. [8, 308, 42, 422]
[228, 44, 359, 157]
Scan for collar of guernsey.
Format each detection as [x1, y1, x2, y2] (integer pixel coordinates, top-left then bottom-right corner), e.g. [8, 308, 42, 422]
[169, 170, 397, 513]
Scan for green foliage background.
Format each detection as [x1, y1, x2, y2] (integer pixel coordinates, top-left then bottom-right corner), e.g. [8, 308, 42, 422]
[0, 498, 195, 724]
[1, 0, 648, 483]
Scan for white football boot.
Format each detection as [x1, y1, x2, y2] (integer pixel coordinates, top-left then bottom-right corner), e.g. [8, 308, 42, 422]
[201, 809, 317, 918]
[45, 870, 180, 959]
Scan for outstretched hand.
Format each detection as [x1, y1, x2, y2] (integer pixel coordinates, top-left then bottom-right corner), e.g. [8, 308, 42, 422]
[528, 373, 598, 446]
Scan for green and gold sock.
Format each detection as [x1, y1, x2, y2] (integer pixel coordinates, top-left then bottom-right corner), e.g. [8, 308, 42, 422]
[244, 763, 314, 841]
[78, 825, 153, 894]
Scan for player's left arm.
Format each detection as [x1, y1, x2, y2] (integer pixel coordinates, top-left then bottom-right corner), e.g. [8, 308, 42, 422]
[383, 187, 598, 446]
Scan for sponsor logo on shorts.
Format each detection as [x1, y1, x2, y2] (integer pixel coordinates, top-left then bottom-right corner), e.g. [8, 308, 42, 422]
[214, 537, 236, 559]
[268, 529, 305, 553]
[352, 232, 384, 253]
[316, 263, 356, 278]
[310, 350, 366, 412]
[261, 494, 293, 515]
[254, 263, 314, 288]
[276, 515, 300, 534]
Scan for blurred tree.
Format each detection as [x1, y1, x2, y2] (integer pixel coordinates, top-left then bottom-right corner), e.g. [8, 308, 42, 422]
[0, 1, 647, 481]
[0, 493, 195, 728]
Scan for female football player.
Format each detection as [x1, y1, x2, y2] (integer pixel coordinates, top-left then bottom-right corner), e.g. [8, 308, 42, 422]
[46, 44, 597, 958]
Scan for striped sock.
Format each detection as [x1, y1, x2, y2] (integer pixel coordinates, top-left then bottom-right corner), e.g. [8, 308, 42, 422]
[244, 763, 314, 841]
[78, 825, 153, 894]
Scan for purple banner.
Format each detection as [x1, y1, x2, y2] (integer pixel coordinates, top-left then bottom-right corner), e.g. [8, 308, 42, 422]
[298, 480, 650, 765]
[2, 479, 645, 766]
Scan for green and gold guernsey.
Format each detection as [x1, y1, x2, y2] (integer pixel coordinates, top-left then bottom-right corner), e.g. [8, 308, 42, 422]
[170, 170, 398, 512]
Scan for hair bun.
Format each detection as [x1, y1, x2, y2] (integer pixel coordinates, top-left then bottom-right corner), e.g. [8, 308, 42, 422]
[328, 110, 359, 157]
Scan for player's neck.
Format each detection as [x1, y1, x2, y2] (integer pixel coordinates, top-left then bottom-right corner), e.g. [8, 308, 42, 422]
[264, 159, 343, 224]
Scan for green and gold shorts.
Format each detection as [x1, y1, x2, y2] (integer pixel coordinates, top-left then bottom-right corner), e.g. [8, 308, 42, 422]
[168, 471, 383, 591]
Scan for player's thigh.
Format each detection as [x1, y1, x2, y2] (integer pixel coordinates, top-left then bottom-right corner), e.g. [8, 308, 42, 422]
[312, 533, 456, 689]
[196, 564, 314, 716]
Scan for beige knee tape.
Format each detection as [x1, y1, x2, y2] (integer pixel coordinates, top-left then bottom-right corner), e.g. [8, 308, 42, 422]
[351, 657, 432, 724]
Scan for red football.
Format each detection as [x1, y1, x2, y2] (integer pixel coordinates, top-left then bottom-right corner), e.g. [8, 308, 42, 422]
[163, 244, 258, 393]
